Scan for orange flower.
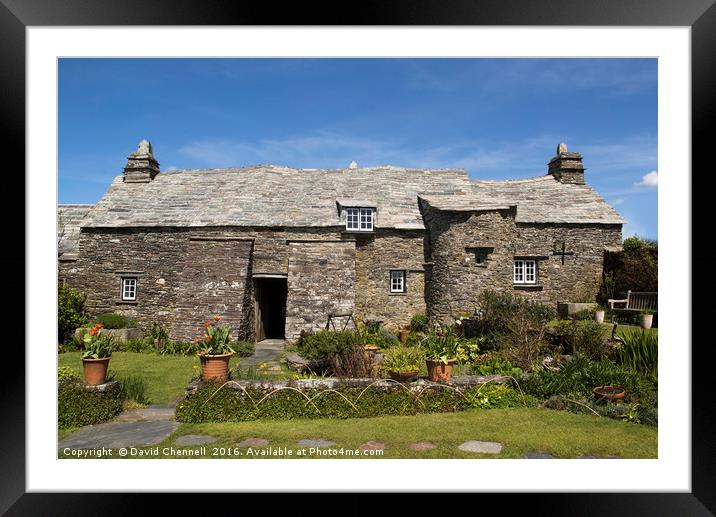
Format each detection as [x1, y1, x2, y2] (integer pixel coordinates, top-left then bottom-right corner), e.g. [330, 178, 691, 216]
[89, 323, 104, 337]
[193, 338, 200, 344]
[203, 321, 210, 329]
[205, 335, 211, 342]
[213, 315, 221, 322]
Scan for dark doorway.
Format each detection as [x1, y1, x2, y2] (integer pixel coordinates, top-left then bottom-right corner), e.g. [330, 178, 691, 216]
[254, 277, 287, 340]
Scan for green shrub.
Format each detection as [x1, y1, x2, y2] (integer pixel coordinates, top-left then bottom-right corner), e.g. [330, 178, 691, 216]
[160, 341, 199, 356]
[58, 285, 89, 344]
[474, 290, 556, 351]
[380, 346, 425, 373]
[543, 395, 657, 426]
[58, 366, 80, 383]
[175, 381, 475, 423]
[465, 383, 537, 409]
[58, 379, 124, 429]
[518, 355, 656, 406]
[470, 354, 523, 376]
[572, 308, 595, 321]
[58, 339, 81, 354]
[548, 320, 608, 359]
[145, 322, 170, 350]
[298, 330, 360, 361]
[598, 239, 657, 304]
[409, 313, 428, 332]
[233, 340, 255, 357]
[93, 313, 137, 329]
[117, 339, 151, 353]
[620, 328, 658, 376]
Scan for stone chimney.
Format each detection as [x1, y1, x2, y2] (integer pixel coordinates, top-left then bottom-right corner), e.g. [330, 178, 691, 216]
[547, 142, 585, 184]
[123, 139, 160, 183]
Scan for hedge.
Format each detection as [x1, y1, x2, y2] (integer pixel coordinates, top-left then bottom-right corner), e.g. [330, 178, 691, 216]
[175, 381, 481, 423]
[58, 380, 124, 429]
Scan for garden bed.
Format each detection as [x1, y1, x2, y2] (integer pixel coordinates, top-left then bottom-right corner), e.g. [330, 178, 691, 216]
[176, 374, 511, 423]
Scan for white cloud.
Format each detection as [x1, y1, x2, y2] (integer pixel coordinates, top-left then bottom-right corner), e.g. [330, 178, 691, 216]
[634, 170, 658, 188]
[610, 197, 626, 206]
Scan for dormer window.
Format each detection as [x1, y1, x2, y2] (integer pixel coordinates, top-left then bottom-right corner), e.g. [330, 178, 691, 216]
[346, 207, 374, 231]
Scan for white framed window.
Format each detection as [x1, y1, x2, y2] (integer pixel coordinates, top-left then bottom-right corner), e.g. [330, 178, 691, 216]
[346, 208, 360, 230]
[513, 260, 537, 285]
[360, 208, 373, 231]
[121, 277, 137, 300]
[390, 270, 406, 293]
[345, 207, 374, 231]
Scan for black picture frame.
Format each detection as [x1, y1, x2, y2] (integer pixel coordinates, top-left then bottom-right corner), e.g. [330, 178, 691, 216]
[3, 0, 712, 514]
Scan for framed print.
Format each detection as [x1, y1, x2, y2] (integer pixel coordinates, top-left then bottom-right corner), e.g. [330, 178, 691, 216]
[4, 0, 714, 513]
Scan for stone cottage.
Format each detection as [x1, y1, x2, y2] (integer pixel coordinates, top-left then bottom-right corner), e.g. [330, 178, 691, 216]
[58, 140, 624, 342]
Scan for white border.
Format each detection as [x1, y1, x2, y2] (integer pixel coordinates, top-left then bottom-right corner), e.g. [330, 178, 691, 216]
[28, 27, 690, 492]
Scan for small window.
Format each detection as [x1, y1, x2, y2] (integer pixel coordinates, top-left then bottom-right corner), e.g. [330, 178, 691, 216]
[345, 207, 374, 231]
[390, 270, 406, 293]
[346, 208, 360, 230]
[121, 277, 137, 300]
[513, 260, 537, 285]
[360, 208, 373, 231]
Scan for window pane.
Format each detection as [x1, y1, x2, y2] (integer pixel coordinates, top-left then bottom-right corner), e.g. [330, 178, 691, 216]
[346, 208, 359, 230]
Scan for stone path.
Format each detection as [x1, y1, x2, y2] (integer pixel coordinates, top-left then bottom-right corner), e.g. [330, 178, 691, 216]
[523, 451, 555, 459]
[237, 438, 270, 447]
[114, 404, 177, 422]
[360, 441, 385, 451]
[59, 420, 179, 450]
[238, 339, 285, 371]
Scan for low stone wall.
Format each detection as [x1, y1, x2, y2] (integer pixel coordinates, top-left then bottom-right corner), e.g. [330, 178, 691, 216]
[556, 302, 598, 319]
[74, 327, 144, 343]
[177, 375, 509, 423]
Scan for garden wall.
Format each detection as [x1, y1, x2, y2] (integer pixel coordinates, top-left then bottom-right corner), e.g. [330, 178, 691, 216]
[176, 375, 507, 423]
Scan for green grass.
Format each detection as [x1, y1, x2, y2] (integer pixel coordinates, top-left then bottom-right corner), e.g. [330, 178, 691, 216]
[57, 352, 243, 405]
[58, 407, 657, 459]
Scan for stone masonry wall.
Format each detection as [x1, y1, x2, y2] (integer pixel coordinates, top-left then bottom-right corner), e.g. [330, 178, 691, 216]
[513, 223, 622, 305]
[354, 229, 427, 331]
[424, 208, 518, 324]
[285, 241, 356, 342]
[423, 205, 622, 322]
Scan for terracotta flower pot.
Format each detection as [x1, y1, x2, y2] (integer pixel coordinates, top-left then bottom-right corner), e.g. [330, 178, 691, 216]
[200, 352, 234, 382]
[593, 385, 625, 401]
[388, 370, 419, 383]
[82, 357, 111, 386]
[426, 359, 457, 382]
[398, 330, 411, 343]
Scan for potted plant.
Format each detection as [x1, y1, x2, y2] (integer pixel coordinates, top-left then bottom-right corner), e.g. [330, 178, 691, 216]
[593, 305, 606, 324]
[639, 309, 654, 330]
[398, 325, 411, 344]
[195, 315, 236, 382]
[421, 323, 460, 382]
[81, 323, 115, 386]
[380, 346, 424, 383]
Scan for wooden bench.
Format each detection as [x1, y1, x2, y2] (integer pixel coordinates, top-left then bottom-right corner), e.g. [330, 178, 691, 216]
[607, 291, 657, 322]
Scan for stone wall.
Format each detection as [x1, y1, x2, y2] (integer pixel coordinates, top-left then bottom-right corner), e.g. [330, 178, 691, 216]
[513, 223, 622, 304]
[354, 229, 427, 331]
[423, 207, 518, 324]
[285, 241, 356, 342]
[423, 205, 622, 322]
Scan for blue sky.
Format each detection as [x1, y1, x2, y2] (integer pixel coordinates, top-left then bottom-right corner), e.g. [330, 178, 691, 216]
[58, 58, 657, 240]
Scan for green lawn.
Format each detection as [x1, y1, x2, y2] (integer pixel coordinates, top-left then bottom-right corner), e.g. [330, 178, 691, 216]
[59, 407, 657, 459]
[58, 352, 242, 405]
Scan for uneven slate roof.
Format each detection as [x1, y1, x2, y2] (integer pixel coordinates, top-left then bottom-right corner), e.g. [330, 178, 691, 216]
[58, 204, 94, 259]
[80, 165, 624, 229]
[83, 166, 472, 230]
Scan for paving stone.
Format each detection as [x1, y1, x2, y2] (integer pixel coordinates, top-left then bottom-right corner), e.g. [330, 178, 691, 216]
[409, 441, 437, 451]
[297, 439, 336, 448]
[237, 438, 269, 448]
[458, 440, 503, 454]
[59, 421, 179, 450]
[360, 441, 385, 451]
[175, 434, 217, 446]
[523, 451, 555, 459]
[114, 404, 176, 422]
